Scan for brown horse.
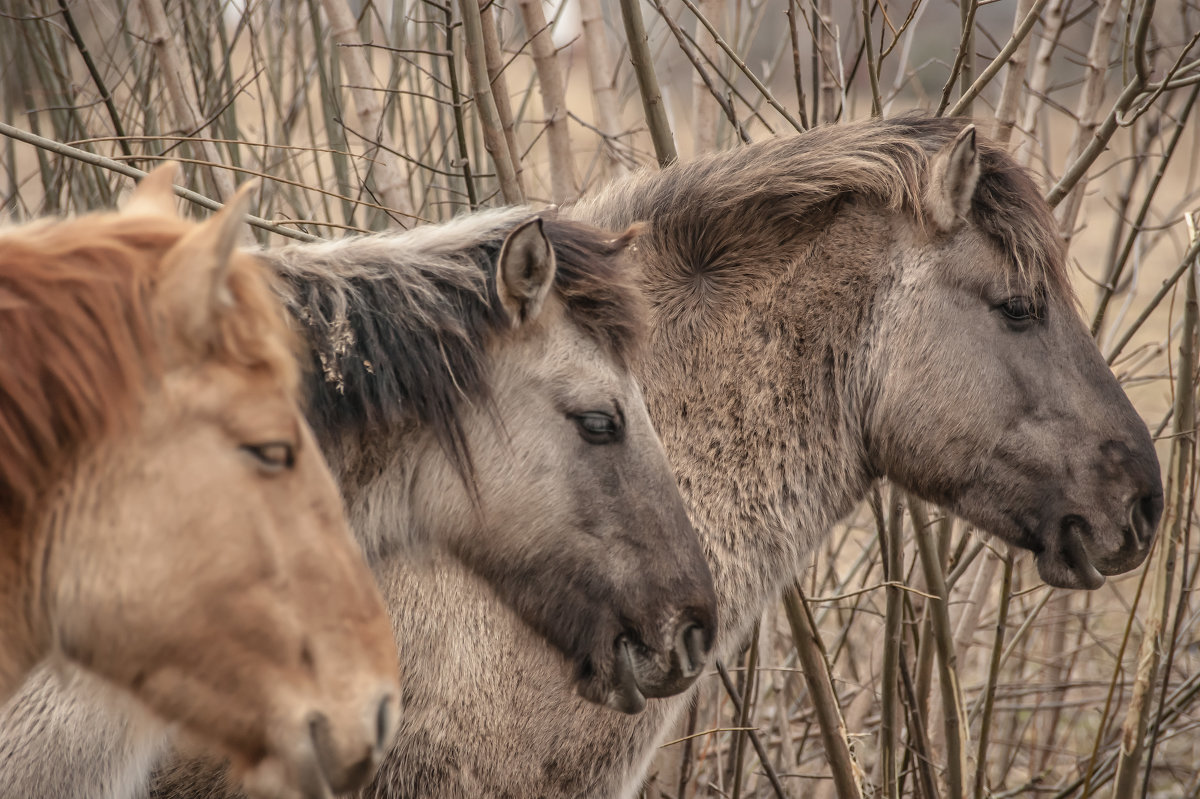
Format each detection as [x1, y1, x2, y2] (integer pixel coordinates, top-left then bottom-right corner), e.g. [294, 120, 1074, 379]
[22, 117, 1163, 798]
[0, 206, 717, 797]
[0, 165, 400, 798]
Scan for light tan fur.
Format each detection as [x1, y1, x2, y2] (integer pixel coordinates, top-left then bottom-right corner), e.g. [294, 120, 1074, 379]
[0, 166, 399, 799]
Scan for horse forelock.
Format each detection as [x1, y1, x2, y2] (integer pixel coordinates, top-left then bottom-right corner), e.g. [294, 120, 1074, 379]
[576, 115, 1071, 311]
[266, 207, 645, 479]
[0, 212, 296, 530]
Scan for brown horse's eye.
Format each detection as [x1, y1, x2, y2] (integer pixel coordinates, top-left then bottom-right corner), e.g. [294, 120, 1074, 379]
[242, 442, 296, 472]
[999, 297, 1040, 325]
[573, 412, 622, 445]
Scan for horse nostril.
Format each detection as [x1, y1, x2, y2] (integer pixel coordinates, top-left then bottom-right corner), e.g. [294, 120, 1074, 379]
[675, 622, 711, 678]
[306, 711, 337, 797]
[1130, 492, 1163, 547]
[376, 694, 395, 751]
[308, 709, 378, 795]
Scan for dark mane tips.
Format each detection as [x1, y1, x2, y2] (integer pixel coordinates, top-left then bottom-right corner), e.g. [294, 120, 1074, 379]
[577, 114, 1070, 308]
[270, 211, 645, 482]
[541, 217, 647, 365]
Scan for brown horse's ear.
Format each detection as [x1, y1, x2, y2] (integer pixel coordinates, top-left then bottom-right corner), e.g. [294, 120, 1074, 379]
[157, 180, 258, 344]
[496, 218, 556, 327]
[925, 125, 979, 233]
[123, 162, 182, 218]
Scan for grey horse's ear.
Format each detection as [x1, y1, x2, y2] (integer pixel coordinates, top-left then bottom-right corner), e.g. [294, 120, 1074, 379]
[925, 125, 979, 233]
[496, 218, 556, 327]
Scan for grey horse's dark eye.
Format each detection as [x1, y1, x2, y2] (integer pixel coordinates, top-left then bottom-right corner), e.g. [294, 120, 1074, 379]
[573, 412, 623, 445]
[242, 441, 296, 472]
[999, 297, 1040, 325]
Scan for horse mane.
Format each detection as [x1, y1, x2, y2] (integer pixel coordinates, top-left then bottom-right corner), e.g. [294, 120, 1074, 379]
[572, 115, 1071, 312]
[0, 212, 297, 530]
[264, 207, 644, 476]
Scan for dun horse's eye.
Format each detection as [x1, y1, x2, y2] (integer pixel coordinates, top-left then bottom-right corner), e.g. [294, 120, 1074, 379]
[999, 297, 1040, 325]
[573, 412, 622, 445]
[242, 442, 296, 472]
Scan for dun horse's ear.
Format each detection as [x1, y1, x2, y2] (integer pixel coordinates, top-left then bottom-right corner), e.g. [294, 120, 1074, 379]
[925, 125, 979, 233]
[123, 162, 182, 218]
[158, 180, 258, 344]
[497, 218, 556, 327]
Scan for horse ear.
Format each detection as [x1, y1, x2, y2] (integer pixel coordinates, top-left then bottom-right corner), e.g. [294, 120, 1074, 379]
[123, 162, 182, 218]
[925, 125, 979, 233]
[496, 218, 556, 327]
[158, 180, 258, 343]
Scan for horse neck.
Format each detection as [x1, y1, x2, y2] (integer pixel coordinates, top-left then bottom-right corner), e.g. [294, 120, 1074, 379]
[0, 527, 38, 697]
[633, 203, 894, 651]
[318, 424, 430, 563]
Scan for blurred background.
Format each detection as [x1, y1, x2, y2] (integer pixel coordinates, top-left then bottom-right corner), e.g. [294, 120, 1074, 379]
[3, 1, 1200, 797]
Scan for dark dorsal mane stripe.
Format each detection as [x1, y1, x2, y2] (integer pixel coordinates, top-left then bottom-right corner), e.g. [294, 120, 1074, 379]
[264, 208, 644, 476]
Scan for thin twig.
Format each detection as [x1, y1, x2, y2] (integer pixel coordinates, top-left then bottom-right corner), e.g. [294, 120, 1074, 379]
[618, 0, 676, 167]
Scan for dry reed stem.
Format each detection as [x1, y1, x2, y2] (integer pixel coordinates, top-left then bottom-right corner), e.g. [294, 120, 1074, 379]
[911, 498, 968, 799]
[784, 583, 865, 799]
[477, 1, 525, 197]
[137, 0, 236, 201]
[458, 0, 524, 202]
[0, 120, 315, 241]
[319, 0, 416, 221]
[1112, 216, 1198, 798]
[1093, 84, 1200, 337]
[691, 0, 726, 153]
[676, 0, 803, 133]
[714, 659, 789, 799]
[879, 488, 904, 799]
[618, 0, 676, 167]
[971, 554, 1012, 799]
[860, 0, 881, 117]
[991, 0, 1037, 146]
[785, 0, 810, 130]
[945, 0, 1048, 120]
[652, 0, 750, 146]
[936, 0, 979, 117]
[814, 0, 840, 124]
[578, 0, 628, 178]
[517, 0, 578, 203]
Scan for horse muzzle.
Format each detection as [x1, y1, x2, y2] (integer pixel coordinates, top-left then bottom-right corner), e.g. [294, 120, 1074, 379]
[1036, 491, 1162, 590]
[580, 617, 714, 715]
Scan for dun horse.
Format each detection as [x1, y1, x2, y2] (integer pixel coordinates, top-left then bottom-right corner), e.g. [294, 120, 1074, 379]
[190, 115, 1151, 797]
[0, 165, 400, 799]
[0, 205, 717, 797]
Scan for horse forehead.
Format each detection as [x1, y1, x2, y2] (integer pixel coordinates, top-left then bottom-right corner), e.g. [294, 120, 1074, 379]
[150, 363, 297, 432]
[493, 320, 633, 399]
[895, 224, 1014, 289]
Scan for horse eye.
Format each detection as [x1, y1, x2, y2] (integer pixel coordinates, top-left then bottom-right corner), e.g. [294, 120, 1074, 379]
[999, 297, 1040, 324]
[242, 442, 296, 472]
[573, 412, 622, 445]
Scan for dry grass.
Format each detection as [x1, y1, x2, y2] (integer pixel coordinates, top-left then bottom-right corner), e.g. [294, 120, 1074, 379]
[4, 1, 1200, 797]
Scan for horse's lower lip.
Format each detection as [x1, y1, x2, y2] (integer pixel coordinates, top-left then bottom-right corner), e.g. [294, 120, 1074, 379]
[609, 638, 647, 714]
[1034, 550, 1105, 590]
